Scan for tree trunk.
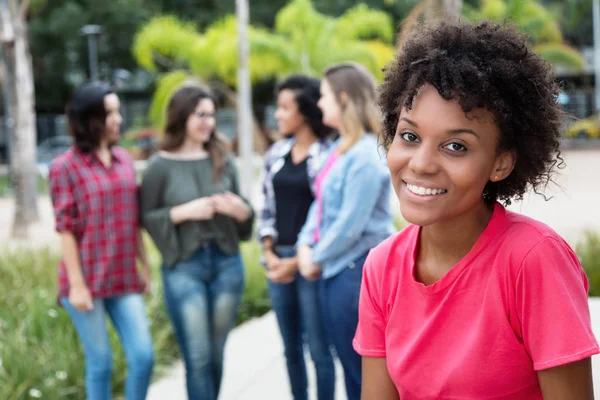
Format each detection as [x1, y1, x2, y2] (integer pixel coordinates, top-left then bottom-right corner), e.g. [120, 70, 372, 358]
[236, 0, 254, 199]
[443, 0, 463, 22]
[1, 1, 39, 239]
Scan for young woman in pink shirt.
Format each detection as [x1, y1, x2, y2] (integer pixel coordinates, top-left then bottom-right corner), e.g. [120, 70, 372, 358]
[353, 21, 599, 399]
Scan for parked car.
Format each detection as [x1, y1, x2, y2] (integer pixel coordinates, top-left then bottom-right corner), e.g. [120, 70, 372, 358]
[565, 115, 600, 139]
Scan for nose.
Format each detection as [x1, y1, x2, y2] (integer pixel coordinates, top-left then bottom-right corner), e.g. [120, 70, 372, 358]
[408, 143, 439, 175]
[274, 109, 283, 121]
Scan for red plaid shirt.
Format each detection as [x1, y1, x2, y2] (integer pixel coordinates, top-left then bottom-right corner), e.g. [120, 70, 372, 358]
[49, 147, 143, 299]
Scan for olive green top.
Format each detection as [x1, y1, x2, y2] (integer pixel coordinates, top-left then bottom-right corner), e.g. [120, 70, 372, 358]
[140, 154, 254, 267]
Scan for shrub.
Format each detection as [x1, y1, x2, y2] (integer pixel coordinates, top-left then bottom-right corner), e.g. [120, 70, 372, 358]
[0, 240, 269, 400]
[578, 231, 600, 296]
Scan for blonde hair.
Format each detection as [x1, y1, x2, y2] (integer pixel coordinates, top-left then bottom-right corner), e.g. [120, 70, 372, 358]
[323, 62, 381, 154]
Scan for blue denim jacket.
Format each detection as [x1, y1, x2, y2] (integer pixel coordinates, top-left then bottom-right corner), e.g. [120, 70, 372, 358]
[297, 134, 395, 279]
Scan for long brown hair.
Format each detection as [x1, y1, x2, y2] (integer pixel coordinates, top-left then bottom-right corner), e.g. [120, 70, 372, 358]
[162, 85, 230, 179]
[323, 62, 381, 154]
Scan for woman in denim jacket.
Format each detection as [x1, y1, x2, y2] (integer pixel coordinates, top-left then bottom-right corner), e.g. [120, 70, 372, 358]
[258, 75, 336, 400]
[297, 63, 395, 400]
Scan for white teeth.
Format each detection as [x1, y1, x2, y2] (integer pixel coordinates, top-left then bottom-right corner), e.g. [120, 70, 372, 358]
[407, 183, 446, 196]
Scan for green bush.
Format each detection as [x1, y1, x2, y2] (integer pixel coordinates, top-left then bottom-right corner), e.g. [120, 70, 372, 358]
[0, 240, 269, 400]
[0, 175, 48, 198]
[578, 231, 600, 296]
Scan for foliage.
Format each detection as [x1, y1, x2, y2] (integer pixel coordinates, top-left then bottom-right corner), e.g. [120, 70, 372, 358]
[25, 0, 593, 111]
[550, 0, 594, 47]
[579, 231, 600, 296]
[463, 0, 585, 70]
[0, 240, 269, 400]
[147, 70, 190, 129]
[132, 0, 396, 129]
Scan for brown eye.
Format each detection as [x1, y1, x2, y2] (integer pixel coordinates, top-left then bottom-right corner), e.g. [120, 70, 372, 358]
[399, 132, 419, 142]
[443, 142, 467, 152]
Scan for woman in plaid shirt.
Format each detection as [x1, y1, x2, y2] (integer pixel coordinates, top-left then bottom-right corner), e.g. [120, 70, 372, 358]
[49, 82, 154, 400]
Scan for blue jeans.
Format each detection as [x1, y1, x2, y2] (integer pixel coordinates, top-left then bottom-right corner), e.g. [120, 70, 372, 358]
[60, 294, 155, 400]
[267, 245, 335, 400]
[319, 252, 368, 400]
[162, 244, 245, 400]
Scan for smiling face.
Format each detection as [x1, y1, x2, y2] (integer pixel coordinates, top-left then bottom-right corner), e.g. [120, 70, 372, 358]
[387, 84, 515, 227]
[185, 98, 216, 145]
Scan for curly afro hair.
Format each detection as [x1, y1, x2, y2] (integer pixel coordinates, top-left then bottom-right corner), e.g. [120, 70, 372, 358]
[380, 20, 564, 205]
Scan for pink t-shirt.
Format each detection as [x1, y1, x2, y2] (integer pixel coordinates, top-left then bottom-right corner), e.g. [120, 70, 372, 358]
[312, 151, 339, 243]
[353, 203, 599, 399]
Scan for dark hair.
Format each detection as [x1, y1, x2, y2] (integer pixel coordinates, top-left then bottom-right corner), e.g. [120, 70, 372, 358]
[162, 85, 230, 179]
[66, 81, 114, 153]
[380, 21, 563, 205]
[277, 74, 334, 139]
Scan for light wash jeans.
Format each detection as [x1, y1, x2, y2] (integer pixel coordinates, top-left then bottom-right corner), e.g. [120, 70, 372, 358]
[161, 243, 245, 400]
[60, 294, 155, 400]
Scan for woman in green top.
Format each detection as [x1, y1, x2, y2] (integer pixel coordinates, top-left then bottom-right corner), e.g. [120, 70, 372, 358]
[140, 85, 254, 400]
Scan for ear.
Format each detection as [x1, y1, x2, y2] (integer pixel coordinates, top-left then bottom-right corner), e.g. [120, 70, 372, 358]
[490, 150, 516, 182]
[339, 91, 349, 108]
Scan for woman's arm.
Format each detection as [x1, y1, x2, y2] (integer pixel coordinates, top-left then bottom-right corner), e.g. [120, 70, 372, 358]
[362, 357, 400, 400]
[49, 160, 94, 311]
[136, 229, 152, 293]
[59, 231, 94, 311]
[257, 143, 279, 242]
[311, 157, 384, 266]
[215, 159, 254, 239]
[537, 358, 594, 400]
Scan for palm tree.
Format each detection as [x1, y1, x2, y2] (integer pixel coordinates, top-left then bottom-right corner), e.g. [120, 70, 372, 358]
[132, 0, 396, 131]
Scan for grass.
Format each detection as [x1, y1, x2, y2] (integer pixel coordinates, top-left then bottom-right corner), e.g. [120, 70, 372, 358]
[0, 240, 269, 400]
[0, 175, 48, 197]
[578, 231, 600, 296]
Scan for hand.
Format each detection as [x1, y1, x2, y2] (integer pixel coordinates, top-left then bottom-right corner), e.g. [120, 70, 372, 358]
[140, 264, 152, 295]
[297, 245, 313, 275]
[185, 197, 215, 221]
[300, 263, 321, 281]
[212, 192, 251, 222]
[69, 285, 94, 312]
[267, 257, 298, 284]
[264, 249, 281, 271]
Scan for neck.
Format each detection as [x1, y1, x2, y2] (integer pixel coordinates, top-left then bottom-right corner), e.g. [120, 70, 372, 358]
[95, 141, 112, 166]
[177, 138, 209, 156]
[294, 125, 317, 149]
[419, 200, 494, 265]
[96, 140, 110, 155]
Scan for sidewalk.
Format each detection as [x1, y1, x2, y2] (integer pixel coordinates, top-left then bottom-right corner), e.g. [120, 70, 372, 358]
[148, 311, 346, 400]
[148, 301, 600, 400]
